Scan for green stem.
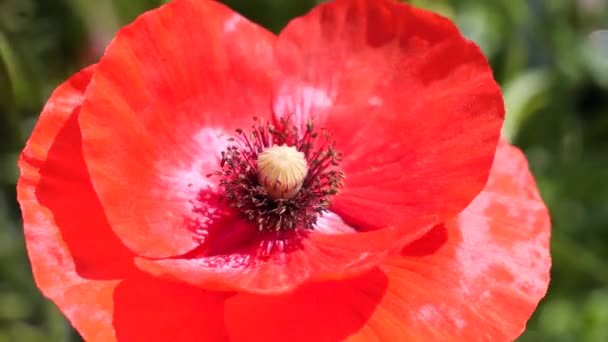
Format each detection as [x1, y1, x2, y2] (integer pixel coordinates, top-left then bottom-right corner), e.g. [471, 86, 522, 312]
[0, 31, 24, 151]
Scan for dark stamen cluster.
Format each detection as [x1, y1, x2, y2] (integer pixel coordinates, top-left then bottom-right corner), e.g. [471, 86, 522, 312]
[209, 117, 344, 232]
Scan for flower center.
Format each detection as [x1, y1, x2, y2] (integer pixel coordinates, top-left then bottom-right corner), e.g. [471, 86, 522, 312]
[257, 144, 308, 200]
[211, 117, 344, 232]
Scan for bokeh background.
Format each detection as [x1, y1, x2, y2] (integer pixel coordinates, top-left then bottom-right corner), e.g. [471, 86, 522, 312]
[0, 0, 607, 341]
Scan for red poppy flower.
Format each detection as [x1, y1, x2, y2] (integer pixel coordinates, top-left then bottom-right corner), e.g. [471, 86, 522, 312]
[17, 0, 551, 340]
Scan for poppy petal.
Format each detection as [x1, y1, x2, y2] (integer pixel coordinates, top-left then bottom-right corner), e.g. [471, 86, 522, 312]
[134, 215, 434, 294]
[17, 66, 229, 339]
[78, 0, 276, 258]
[112, 273, 229, 342]
[222, 141, 550, 341]
[18, 65, 136, 279]
[224, 268, 389, 341]
[373, 140, 550, 340]
[273, 0, 504, 230]
[17, 66, 122, 341]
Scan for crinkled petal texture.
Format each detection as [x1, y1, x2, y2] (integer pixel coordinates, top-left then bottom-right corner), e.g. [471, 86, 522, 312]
[273, 0, 505, 230]
[73, 0, 505, 293]
[369, 141, 551, 341]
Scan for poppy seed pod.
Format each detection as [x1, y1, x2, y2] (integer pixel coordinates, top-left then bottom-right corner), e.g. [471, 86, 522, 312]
[257, 144, 308, 200]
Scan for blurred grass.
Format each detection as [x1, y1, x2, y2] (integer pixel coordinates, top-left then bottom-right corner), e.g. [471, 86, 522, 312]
[1, 0, 607, 341]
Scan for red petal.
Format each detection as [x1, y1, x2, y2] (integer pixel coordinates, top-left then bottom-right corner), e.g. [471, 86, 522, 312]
[17, 67, 228, 339]
[17, 66, 124, 341]
[222, 141, 550, 340]
[18, 65, 135, 279]
[367, 141, 551, 340]
[274, 0, 504, 230]
[224, 268, 389, 341]
[112, 273, 229, 342]
[78, 0, 276, 258]
[134, 214, 433, 294]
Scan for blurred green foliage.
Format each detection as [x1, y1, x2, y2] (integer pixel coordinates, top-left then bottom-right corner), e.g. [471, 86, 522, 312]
[0, 0, 607, 341]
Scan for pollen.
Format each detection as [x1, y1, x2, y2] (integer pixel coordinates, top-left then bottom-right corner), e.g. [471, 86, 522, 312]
[256, 144, 308, 200]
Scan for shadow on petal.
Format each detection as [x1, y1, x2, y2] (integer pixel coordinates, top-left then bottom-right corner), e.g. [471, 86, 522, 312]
[224, 267, 388, 341]
[401, 224, 448, 257]
[32, 110, 135, 279]
[112, 273, 230, 341]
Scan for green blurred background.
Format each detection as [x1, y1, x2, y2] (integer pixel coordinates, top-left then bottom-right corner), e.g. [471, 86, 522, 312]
[0, 0, 607, 341]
